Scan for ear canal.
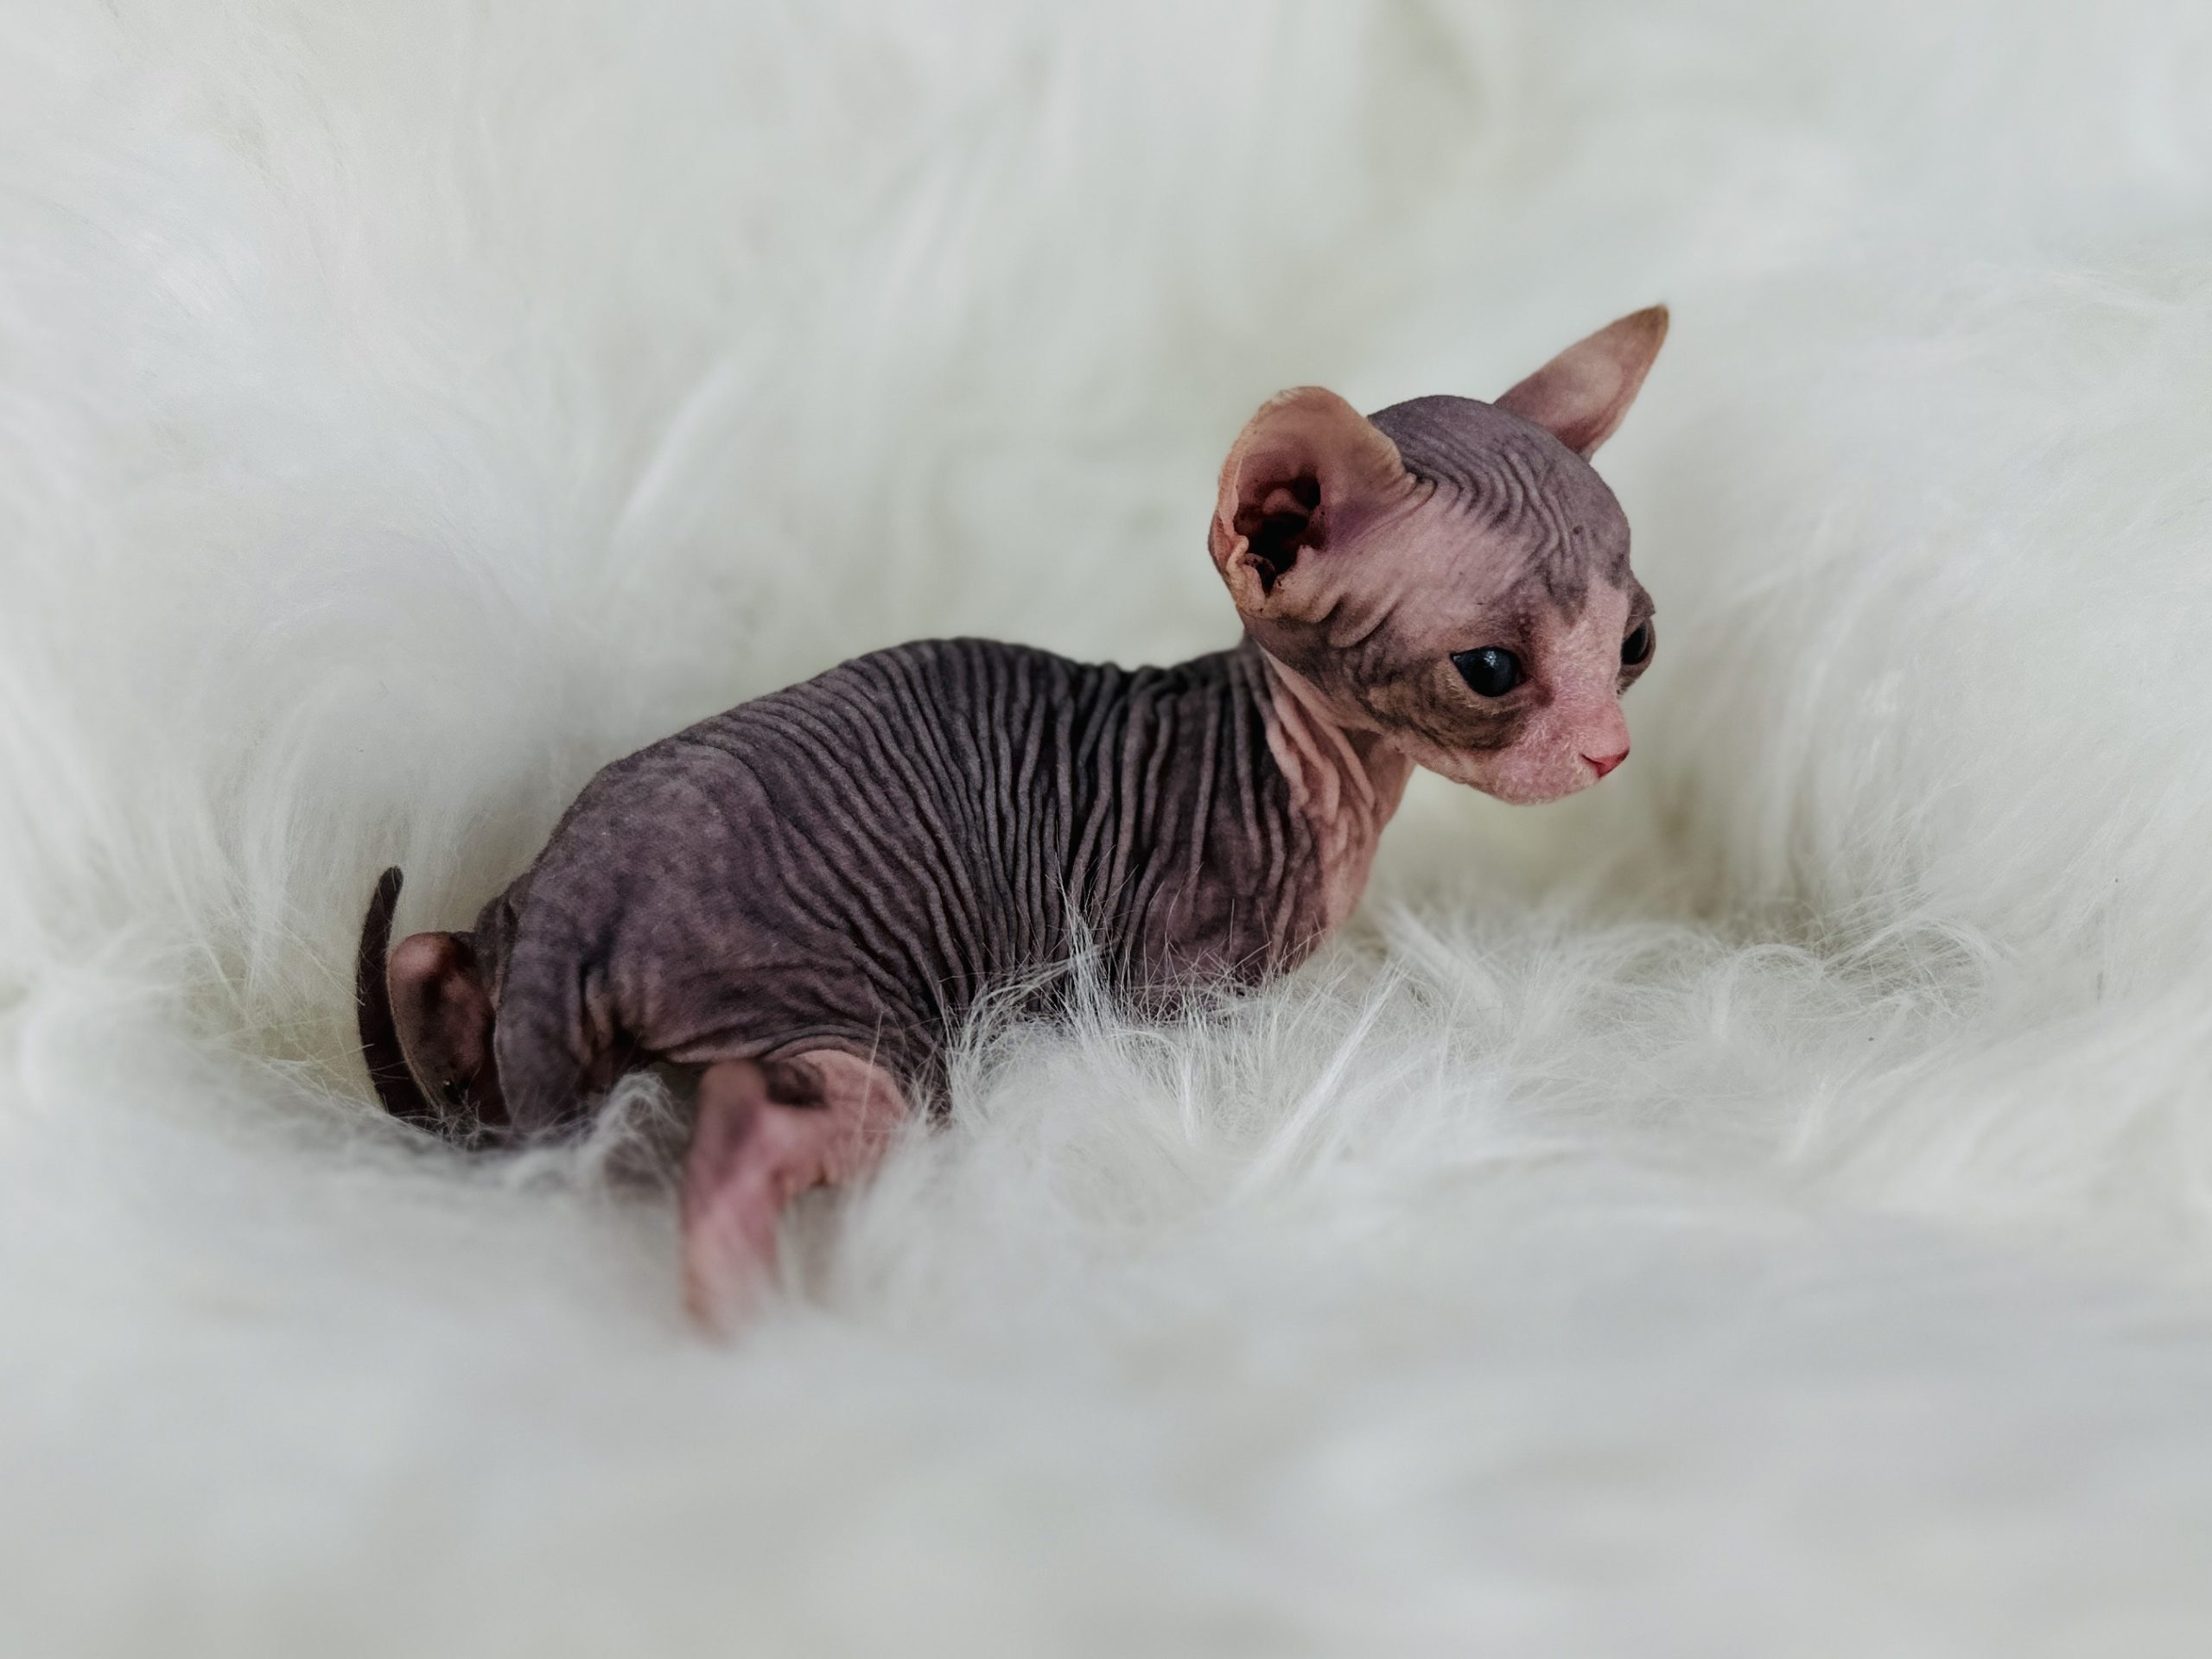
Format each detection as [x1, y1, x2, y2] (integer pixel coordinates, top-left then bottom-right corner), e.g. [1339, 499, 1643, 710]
[1209, 386, 1409, 616]
[1495, 304, 1669, 458]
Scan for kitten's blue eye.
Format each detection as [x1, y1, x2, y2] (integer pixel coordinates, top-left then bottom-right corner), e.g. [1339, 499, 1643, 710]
[1452, 647, 1522, 698]
[1622, 621, 1653, 666]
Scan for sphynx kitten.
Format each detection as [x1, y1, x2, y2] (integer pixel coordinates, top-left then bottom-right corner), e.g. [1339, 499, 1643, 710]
[357, 306, 1668, 1324]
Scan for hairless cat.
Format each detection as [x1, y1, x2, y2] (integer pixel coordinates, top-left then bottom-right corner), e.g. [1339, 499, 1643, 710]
[357, 307, 1669, 1323]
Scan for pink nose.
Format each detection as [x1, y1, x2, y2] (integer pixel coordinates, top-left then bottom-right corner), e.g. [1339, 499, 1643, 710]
[1584, 748, 1629, 779]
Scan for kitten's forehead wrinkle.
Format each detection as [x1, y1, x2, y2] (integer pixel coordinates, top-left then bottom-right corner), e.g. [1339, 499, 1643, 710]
[1367, 393, 1630, 627]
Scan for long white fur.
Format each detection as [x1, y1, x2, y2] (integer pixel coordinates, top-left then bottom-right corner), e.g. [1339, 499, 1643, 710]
[6, 0, 2212, 1651]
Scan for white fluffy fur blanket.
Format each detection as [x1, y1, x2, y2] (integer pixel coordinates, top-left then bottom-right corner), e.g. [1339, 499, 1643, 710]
[6, 2, 2212, 1652]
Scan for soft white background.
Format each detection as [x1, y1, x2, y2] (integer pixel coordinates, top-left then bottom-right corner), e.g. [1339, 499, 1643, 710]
[6, 1, 2212, 1652]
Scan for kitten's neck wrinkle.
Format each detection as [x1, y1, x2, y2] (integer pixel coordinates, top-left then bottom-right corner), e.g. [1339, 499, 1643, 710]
[1250, 645, 1412, 938]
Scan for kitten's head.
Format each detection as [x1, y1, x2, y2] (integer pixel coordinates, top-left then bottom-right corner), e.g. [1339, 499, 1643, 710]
[1210, 308, 1667, 804]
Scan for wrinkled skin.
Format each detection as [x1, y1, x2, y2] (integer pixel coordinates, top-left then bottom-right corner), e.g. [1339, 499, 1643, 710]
[1216, 317, 1664, 805]
[357, 306, 1669, 1325]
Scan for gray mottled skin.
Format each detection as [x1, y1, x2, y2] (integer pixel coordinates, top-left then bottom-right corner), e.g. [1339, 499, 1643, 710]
[472, 637, 1313, 1132]
[355, 306, 1670, 1315]
[1370, 397, 1634, 612]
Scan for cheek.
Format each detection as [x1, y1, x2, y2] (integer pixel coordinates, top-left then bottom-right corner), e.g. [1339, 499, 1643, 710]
[1350, 656, 1526, 753]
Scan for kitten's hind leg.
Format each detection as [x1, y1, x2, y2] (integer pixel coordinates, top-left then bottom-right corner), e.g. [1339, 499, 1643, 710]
[385, 929, 509, 1138]
[681, 1051, 908, 1330]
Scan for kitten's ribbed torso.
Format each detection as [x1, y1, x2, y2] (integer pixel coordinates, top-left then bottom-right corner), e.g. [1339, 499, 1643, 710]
[472, 636, 1328, 1130]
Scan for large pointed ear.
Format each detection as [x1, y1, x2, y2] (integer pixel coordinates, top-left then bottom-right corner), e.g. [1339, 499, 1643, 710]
[1495, 305, 1669, 458]
[1209, 387, 1413, 618]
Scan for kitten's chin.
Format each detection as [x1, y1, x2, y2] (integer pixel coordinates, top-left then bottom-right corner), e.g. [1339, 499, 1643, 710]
[1418, 752, 1600, 806]
[1477, 779, 1596, 807]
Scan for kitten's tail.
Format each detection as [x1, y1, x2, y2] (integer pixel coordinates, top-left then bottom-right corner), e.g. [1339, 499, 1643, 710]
[356, 866, 438, 1126]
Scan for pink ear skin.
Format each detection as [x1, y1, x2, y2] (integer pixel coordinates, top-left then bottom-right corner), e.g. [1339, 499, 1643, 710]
[1495, 304, 1669, 458]
[1208, 387, 1419, 620]
[386, 931, 508, 1130]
